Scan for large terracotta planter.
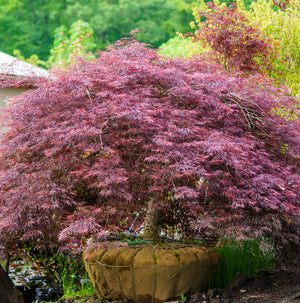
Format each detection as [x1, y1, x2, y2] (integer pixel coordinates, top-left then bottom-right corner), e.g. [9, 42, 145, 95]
[83, 243, 220, 303]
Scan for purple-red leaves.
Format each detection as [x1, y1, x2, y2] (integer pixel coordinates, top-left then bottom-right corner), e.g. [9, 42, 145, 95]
[193, 5, 278, 74]
[0, 39, 299, 250]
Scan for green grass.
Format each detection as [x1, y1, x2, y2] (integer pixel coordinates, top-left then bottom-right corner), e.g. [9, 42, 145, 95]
[61, 272, 95, 299]
[35, 254, 95, 302]
[209, 238, 275, 289]
[57, 256, 95, 300]
[38, 237, 275, 302]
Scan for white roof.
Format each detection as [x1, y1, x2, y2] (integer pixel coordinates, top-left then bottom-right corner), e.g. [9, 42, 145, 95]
[0, 51, 50, 78]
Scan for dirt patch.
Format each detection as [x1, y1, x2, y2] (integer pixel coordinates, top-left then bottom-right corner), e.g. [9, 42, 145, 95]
[188, 270, 300, 303]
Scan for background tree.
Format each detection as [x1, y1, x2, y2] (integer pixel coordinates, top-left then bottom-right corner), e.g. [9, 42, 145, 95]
[0, 39, 299, 254]
[238, 0, 300, 95]
[0, 0, 68, 61]
[64, 0, 194, 49]
[191, 2, 278, 73]
[0, 0, 199, 63]
[159, 35, 209, 58]
[160, 0, 300, 96]
[48, 20, 96, 66]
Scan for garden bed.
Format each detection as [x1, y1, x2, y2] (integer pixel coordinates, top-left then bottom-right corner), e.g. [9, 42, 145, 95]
[53, 241, 300, 303]
[53, 269, 300, 303]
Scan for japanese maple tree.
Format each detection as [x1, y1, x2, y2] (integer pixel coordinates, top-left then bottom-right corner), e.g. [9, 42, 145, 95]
[191, 2, 278, 74]
[0, 39, 299, 253]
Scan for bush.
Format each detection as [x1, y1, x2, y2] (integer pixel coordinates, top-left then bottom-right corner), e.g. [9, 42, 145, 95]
[0, 39, 299, 253]
[160, 0, 300, 95]
[239, 0, 300, 95]
[192, 2, 278, 73]
[209, 238, 275, 289]
[159, 36, 208, 58]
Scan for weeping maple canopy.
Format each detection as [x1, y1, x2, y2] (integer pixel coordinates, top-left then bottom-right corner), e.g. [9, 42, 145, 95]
[0, 40, 299, 251]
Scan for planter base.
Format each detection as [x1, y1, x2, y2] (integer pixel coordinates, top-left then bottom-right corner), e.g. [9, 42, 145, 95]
[83, 243, 220, 303]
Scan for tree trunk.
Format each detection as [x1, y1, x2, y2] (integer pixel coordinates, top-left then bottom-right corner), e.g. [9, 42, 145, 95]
[143, 198, 159, 241]
[0, 264, 24, 303]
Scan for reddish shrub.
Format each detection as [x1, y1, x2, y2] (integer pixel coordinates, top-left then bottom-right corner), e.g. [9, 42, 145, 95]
[192, 3, 278, 74]
[0, 40, 299, 251]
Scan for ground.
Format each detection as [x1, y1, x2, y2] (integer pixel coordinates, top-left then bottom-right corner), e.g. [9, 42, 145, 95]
[55, 249, 300, 303]
[56, 270, 300, 303]
[187, 270, 300, 303]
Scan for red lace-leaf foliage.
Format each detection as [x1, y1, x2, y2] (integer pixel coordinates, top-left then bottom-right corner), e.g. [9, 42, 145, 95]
[0, 40, 299, 251]
[272, 0, 290, 10]
[0, 73, 44, 89]
[193, 4, 279, 74]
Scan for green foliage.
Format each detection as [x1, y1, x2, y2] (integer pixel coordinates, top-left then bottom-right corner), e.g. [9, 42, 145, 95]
[13, 49, 50, 69]
[124, 237, 154, 246]
[12, 244, 94, 296]
[167, 0, 198, 12]
[237, 0, 300, 95]
[0, 0, 199, 64]
[0, 0, 68, 61]
[159, 36, 208, 58]
[48, 20, 96, 66]
[60, 261, 95, 299]
[209, 238, 275, 289]
[64, 0, 195, 49]
[11, 20, 96, 68]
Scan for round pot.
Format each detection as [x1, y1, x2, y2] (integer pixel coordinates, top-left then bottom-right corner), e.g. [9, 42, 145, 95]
[83, 242, 220, 303]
